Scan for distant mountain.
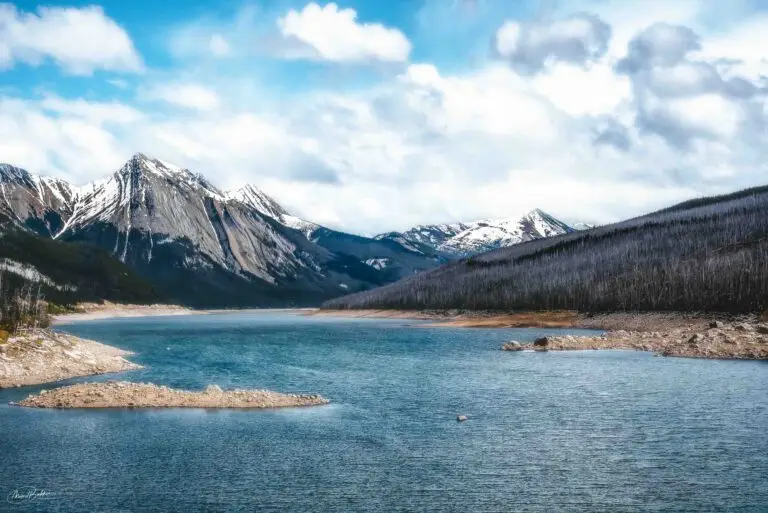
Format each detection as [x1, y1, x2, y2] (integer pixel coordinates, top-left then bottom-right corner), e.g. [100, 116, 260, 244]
[0, 154, 441, 307]
[325, 184, 768, 313]
[376, 209, 577, 257]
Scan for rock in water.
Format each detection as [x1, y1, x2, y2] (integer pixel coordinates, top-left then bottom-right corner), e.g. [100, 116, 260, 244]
[501, 341, 523, 351]
[533, 337, 550, 351]
[457, 415, 468, 422]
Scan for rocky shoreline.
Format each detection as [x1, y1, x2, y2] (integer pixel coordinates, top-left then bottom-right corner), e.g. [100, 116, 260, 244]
[502, 320, 768, 359]
[15, 382, 330, 409]
[0, 329, 141, 388]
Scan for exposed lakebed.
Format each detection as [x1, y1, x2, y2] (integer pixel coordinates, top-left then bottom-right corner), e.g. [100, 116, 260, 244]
[1, 312, 767, 512]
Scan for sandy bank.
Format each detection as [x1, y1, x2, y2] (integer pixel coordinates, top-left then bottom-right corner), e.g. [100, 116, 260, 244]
[503, 320, 768, 359]
[0, 329, 141, 388]
[15, 382, 330, 409]
[312, 309, 715, 331]
[53, 301, 197, 323]
[311, 309, 583, 327]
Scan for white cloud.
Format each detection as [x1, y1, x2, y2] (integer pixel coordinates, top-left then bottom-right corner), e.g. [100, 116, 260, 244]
[494, 13, 611, 73]
[145, 84, 221, 112]
[0, 4, 142, 75]
[4, 1, 768, 235]
[531, 62, 631, 116]
[276, 2, 411, 63]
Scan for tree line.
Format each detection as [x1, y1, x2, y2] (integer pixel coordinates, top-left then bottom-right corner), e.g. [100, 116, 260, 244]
[324, 187, 768, 313]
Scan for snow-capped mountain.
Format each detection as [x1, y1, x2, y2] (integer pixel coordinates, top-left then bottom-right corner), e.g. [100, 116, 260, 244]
[377, 209, 578, 257]
[0, 154, 438, 307]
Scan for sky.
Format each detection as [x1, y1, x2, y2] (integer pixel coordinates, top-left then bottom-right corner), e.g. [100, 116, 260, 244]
[2, 0, 768, 235]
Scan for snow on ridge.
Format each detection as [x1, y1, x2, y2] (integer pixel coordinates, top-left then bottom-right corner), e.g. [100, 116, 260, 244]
[383, 208, 576, 256]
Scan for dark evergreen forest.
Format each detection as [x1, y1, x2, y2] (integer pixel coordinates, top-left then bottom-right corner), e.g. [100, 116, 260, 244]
[324, 185, 768, 313]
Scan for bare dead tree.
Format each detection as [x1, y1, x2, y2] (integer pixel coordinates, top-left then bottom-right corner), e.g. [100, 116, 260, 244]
[325, 188, 768, 313]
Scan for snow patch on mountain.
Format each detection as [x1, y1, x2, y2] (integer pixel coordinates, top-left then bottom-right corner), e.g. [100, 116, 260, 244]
[364, 258, 391, 270]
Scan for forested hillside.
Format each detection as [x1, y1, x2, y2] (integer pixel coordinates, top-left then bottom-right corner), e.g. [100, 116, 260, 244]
[324, 185, 768, 313]
[0, 228, 162, 308]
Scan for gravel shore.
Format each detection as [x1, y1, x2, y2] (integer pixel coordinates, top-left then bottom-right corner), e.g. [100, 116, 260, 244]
[53, 302, 195, 322]
[16, 382, 330, 409]
[0, 329, 141, 388]
[503, 319, 768, 359]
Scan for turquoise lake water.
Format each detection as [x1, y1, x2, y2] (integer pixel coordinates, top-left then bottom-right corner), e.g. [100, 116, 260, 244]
[1, 312, 767, 512]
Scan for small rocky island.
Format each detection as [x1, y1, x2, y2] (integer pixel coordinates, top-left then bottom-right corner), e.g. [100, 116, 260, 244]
[16, 382, 330, 409]
[502, 320, 768, 359]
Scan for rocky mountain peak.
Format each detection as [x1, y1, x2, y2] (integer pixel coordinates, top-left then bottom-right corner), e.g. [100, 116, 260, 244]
[0, 163, 34, 187]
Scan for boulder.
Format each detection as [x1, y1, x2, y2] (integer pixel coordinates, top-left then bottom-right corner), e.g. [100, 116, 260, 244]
[456, 415, 468, 422]
[501, 341, 523, 351]
[533, 337, 550, 347]
[709, 321, 723, 329]
[735, 323, 753, 332]
[756, 324, 768, 335]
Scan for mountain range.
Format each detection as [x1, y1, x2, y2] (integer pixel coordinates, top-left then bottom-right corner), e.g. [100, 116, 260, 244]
[0, 153, 581, 307]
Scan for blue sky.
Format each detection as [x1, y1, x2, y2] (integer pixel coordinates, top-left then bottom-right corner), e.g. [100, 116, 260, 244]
[2, 0, 768, 234]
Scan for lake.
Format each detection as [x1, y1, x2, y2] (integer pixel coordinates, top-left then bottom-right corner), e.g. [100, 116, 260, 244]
[1, 312, 767, 512]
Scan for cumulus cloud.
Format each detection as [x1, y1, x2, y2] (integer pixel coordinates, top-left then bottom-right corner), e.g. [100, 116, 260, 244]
[276, 2, 411, 63]
[0, 63, 722, 233]
[5, 2, 768, 234]
[615, 22, 765, 149]
[494, 13, 611, 73]
[0, 3, 143, 74]
[617, 23, 701, 73]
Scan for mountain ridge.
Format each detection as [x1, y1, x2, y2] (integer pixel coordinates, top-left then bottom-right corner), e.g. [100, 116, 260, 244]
[375, 208, 580, 257]
[0, 153, 580, 307]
